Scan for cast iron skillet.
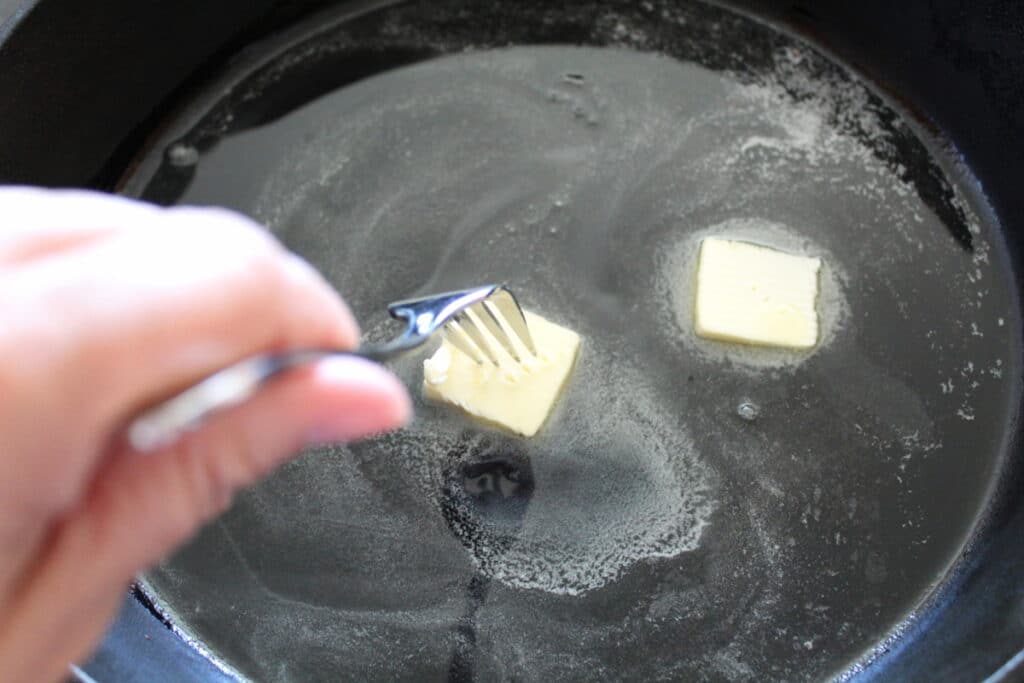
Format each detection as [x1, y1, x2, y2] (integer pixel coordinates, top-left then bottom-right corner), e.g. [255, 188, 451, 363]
[1, 1, 1023, 681]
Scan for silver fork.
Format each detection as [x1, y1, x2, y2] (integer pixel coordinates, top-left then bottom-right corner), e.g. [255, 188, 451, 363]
[127, 284, 535, 452]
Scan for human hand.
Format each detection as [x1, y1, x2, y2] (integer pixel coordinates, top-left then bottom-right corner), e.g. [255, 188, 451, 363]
[0, 187, 411, 682]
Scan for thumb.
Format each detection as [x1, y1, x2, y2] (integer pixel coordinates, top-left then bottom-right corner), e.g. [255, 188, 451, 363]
[100, 356, 412, 574]
[0, 358, 410, 682]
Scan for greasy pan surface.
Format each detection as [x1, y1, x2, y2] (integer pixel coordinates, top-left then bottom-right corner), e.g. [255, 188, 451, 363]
[0, 0, 1021, 681]
[113, 1, 1020, 680]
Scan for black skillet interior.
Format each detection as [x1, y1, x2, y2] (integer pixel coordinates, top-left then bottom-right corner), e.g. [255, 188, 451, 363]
[0, 1, 1019, 683]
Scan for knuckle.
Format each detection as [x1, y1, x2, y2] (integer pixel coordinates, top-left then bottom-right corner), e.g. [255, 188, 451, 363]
[247, 242, 291, 289]
[148, 442, 225, 553]
[164, 204, 293, 308]
[179, 420, 267, 525]
[165, 205, 283, 260]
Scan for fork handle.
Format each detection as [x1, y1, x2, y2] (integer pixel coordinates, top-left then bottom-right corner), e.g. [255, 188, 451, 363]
[126, 348, 376, 452]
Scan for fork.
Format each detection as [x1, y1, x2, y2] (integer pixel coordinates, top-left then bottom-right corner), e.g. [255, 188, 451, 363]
[127, 284, 535, 452]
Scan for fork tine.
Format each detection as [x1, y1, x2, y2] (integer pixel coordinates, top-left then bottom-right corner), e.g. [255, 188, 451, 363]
[470, 302, 521, 362]
[488, 288, 537, 356]
[443, 320, 488, 365]
[454, 312, 500, 365]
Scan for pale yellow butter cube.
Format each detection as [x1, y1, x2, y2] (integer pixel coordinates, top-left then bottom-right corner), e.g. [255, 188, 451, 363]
[695, 237, 821, 349]
[423, 310, 580, 437]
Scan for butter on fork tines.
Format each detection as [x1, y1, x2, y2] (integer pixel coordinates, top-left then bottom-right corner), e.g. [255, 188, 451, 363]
[423, 309, 581, 437]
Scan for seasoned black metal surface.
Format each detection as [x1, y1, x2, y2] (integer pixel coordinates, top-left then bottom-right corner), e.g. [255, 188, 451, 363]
[105, 2, 1023, 681]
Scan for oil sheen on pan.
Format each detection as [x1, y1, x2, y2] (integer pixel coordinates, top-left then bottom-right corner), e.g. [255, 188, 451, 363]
[120, 1, 1020, 680]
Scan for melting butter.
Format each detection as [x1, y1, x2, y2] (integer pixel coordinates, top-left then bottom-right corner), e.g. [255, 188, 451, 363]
[695, 237, 821, 349]
[423, 310, 580, 436]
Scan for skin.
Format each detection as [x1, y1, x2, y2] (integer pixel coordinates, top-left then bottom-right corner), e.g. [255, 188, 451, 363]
[0, 187, 412, 683]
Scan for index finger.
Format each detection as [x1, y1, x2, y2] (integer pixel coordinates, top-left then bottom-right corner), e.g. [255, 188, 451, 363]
[0, 196, 362, 510]
[0, 187, 163, 264]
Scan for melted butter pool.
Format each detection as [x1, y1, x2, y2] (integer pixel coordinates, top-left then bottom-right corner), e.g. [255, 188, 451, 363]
[125, 3, 1019, 680]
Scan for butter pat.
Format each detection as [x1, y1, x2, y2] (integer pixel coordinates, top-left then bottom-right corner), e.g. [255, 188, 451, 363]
[423, 310, 580, 437]
[695, 237, 821, 349]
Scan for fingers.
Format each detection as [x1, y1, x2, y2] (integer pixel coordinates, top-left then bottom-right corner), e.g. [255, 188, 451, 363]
[0, 188, 415, 682]
[66, 206, 362, 413]
[0, 357, 410, 683]
[0, 195, 361, 516]
[100, 356, 410, 574]
[0, 187, 162, 264]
